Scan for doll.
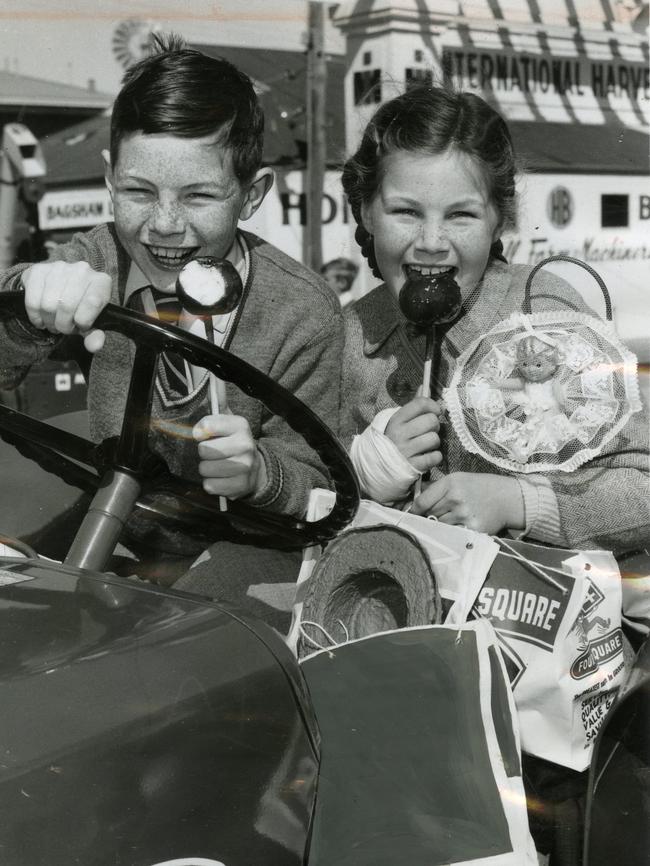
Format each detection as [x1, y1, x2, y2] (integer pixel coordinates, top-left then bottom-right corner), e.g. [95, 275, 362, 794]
[496, 335, 565, 414]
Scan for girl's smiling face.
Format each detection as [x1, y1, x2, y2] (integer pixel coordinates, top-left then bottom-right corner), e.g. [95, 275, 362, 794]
[361, 147, 502, 304]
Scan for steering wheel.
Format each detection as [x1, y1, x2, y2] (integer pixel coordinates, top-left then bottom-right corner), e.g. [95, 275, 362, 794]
[0, 291, 360, 569]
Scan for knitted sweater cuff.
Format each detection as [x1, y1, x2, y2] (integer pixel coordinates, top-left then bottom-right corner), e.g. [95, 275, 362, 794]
[244, 442, 283, 509]
[516, 475, 561, 544]
[5, 315, 60, 346]
[3, 266, 60, 347]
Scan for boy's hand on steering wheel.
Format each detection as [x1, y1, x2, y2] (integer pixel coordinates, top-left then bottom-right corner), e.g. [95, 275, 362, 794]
[22, 261, 112, 353]
[194, 413, 268, 500]
[385, 396, 443, 473]
[411, 472, 525, 535]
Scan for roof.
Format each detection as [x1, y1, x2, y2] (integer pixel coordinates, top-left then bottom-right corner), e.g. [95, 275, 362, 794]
[509, 121, 650, 175]
[41, 114, 110, 187]
[0, 70, 113, 111]
[193, 43, 348, 165]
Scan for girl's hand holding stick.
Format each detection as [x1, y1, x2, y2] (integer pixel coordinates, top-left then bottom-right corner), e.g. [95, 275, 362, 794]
[398, 271, 463, 497]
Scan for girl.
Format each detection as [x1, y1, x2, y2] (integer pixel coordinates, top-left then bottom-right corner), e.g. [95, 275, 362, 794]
[340, 85, 649, 553]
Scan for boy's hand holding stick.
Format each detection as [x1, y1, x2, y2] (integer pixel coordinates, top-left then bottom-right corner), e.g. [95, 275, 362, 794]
[176, 257, 243, 513]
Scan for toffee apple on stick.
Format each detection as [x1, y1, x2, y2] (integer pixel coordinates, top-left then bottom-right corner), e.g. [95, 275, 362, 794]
[398, 270, 462, 495]
[176, 256, 243, 512]
[176, 255, 242, 412]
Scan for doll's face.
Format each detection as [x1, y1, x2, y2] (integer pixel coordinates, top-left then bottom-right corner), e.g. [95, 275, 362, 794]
[516, 339, 559, 383]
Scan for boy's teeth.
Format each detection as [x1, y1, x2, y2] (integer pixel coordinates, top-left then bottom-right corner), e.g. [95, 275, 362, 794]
[150, 247, 193, 263]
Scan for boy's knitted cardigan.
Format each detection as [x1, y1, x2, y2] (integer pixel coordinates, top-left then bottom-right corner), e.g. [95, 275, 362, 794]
[0, 225, 343, 543]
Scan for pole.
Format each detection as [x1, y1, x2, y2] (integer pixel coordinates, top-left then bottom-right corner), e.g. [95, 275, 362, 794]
[306, 0, 327, 273]
[0, 149, 20, 271]
[0, 124, 47, 270]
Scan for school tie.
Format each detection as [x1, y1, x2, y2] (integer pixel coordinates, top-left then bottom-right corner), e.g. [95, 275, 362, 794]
[128, 287, 192, 399]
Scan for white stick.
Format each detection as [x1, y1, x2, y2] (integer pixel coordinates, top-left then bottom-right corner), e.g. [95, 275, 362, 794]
[206, 319, 228, 514]
[414, 329, 435, 498]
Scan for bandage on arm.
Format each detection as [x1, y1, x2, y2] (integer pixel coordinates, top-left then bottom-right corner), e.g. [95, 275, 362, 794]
[349, 408, 421, 504]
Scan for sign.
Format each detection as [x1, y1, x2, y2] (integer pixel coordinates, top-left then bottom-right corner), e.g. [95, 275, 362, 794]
[38, 188, 113, 230]
[244, 168, 356, 266]
[442, 48, 650, 101]
[547, 186, 574, 228]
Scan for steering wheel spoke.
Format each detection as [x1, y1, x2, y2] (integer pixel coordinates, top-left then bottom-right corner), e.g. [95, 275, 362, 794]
[116, 342, 158, 472]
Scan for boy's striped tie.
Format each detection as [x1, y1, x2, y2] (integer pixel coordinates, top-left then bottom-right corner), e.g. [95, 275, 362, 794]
[128, 287, 192, 398]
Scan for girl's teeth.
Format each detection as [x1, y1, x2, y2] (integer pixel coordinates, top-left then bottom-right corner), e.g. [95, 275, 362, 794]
[408, 266, 453, 276]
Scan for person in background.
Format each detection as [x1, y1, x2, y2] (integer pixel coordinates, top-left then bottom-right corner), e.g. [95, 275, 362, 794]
[321, 256, 359, 306]
[0, 33, 343, 629]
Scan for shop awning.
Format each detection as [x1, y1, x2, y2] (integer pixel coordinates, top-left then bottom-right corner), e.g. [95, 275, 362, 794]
[0, 70, 113, 111]
[508, 121, 650, 174]
[41, 114, 109, 188]
[194, 43, 347, 165]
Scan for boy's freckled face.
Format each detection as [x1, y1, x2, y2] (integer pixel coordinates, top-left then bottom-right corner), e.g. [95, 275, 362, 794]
[105, 132, 249, 292]
[361, 148, 502, 304]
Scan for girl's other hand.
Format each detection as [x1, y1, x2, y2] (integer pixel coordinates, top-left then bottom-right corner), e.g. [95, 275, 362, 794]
[411, 472, 525, 535]
[385, 396, 443, 473]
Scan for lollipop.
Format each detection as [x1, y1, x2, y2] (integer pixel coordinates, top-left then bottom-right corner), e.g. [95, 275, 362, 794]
[398, 271, 462, 492]
[398, 270, 462, 328]
[176, 257, 243, 513]
[176, 256, 243, 317]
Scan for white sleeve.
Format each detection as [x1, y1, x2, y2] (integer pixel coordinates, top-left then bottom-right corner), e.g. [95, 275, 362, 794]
[349, 408, 421, 504]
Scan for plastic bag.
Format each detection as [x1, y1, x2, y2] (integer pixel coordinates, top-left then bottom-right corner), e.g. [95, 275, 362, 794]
[473, 538, 626, 771]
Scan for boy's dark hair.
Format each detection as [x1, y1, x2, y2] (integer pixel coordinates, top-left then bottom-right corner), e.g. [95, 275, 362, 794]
[110, 33, 264, 183]
[341, 85, 516, 278]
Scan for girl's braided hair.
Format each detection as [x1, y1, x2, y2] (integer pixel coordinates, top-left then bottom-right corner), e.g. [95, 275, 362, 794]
[341, 85, 517, 279]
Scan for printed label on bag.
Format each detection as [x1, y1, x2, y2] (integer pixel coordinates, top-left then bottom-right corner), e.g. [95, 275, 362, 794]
[473, 559, 574, 650]
[577, 687, 619, 744]
[570, 628, 624, 679]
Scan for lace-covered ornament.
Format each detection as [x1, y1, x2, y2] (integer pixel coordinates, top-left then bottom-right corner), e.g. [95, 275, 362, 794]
[443, 258, 642, 473]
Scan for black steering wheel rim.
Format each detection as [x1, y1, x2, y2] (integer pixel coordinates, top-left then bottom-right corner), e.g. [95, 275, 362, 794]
[0, 291, 360, 549]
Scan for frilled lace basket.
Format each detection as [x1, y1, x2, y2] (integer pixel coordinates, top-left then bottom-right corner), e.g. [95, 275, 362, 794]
[443, 257, 642, 474]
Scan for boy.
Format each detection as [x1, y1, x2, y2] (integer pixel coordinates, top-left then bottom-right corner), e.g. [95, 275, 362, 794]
[0, 35, 343, 602]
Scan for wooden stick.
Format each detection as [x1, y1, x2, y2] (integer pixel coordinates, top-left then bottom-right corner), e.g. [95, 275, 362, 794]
[205, 320, 228, 514]
[414, 327, 436, 498]
[421, 327, 435, 402]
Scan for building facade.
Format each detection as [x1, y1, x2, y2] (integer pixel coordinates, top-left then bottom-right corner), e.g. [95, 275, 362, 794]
[332, 0, 649, 361]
